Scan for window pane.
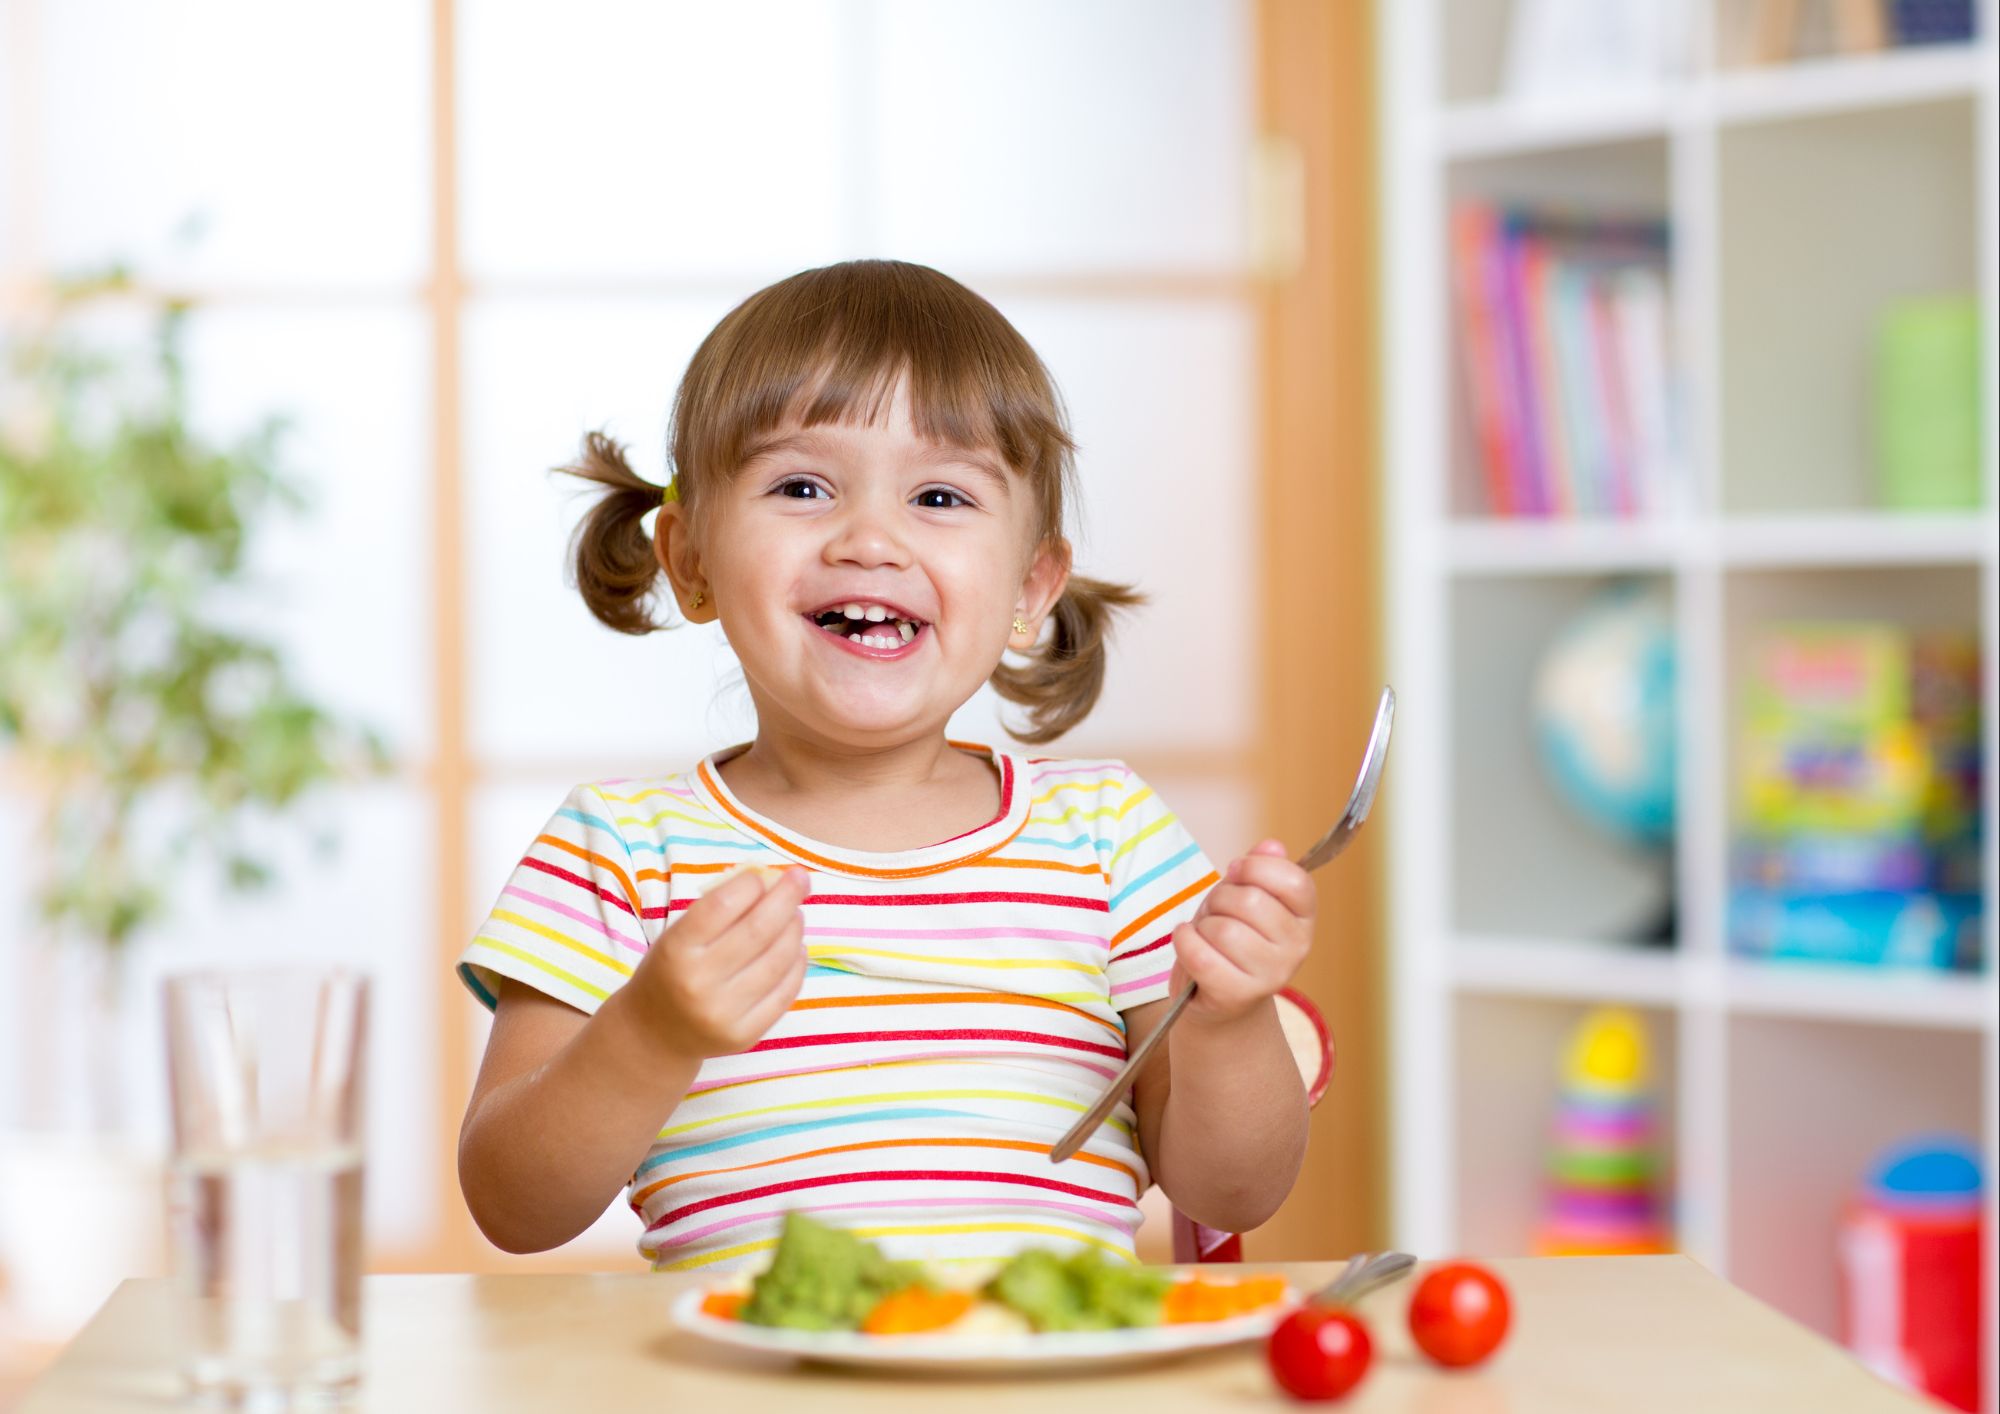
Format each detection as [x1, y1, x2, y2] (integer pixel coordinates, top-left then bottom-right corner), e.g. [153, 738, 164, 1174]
[869, 0, 1252, 272]
[995, 295, 1258, 754]
[181, 305, 434, 759]
[35, 0, 429, 287]
[464, 296, 757, 766]
[459, 0, 851, 281]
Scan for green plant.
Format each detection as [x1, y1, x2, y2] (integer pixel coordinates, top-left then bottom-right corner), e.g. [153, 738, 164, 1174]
[0, 268, 387, 962]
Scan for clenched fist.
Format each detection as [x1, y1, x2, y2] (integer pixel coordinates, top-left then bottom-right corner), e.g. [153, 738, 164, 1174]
[625, 864, 811, 1062]
[1169, 839, 1316, 1028]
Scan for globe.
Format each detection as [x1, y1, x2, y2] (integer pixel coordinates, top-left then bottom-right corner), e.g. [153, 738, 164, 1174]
[1532, 583, 1677, 849]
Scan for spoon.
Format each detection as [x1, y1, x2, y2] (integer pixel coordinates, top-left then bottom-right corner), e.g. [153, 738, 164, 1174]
[1047, 686, 1396, 1165]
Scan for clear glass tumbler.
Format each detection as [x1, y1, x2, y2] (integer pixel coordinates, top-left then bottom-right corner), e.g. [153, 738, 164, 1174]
[162, 968, 369, 1404]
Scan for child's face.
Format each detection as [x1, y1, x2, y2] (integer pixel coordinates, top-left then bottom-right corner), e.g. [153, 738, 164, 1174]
[658, 376, 1068, 751]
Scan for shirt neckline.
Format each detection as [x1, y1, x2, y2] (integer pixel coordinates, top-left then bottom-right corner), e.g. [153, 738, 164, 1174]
[689, 740, 1031, 880]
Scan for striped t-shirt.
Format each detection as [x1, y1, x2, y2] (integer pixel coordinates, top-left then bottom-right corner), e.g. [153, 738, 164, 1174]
[456, 742, 1219, 1273]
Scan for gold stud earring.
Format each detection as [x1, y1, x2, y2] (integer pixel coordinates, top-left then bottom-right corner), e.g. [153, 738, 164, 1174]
[1012, 616, 1030, 637]
[691, 590, 705, 610]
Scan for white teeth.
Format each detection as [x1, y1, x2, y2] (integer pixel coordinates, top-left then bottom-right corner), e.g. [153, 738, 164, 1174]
[855, 633, 900, 649]
[864, 604, 888, 621]
[896, 620, 915, 643]
[843, 602, 866, 619]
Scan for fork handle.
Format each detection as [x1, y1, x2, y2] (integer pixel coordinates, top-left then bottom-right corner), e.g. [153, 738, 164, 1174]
[1046, 978, 1196, 1164]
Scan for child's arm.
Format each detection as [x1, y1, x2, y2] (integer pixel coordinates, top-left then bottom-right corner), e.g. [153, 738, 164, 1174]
[1128, 840, 1314, 1234]
[457, 867, 810, 1253]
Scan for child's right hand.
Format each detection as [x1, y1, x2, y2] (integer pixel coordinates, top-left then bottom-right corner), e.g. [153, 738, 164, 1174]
[624, 865, 811, 1062]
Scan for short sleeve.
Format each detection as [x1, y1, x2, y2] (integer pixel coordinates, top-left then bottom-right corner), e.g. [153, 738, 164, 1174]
[456, 784, 656, 1016]
[1101, 768, 1221, 1012]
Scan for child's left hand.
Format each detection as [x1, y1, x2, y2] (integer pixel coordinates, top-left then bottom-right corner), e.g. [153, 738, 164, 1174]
[1170, 839, 1316, 1028]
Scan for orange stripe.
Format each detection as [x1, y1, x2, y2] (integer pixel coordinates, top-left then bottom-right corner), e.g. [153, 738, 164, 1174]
[537, 833, 641, 917]
[791, 990, 1124, 1037]
[1110, 872, 1219, 947]
[697, 758, 1029, 879]
[632, 1135, 1137, 1205]
[974, 856, 1108, 879]
[671, 861, 736, 875]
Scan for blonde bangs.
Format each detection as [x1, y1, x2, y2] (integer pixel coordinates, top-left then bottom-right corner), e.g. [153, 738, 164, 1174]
[669, 261, 1074, 541]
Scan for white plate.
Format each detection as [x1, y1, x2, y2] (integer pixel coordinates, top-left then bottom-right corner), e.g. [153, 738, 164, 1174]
[667, 1286, 1297, 1375]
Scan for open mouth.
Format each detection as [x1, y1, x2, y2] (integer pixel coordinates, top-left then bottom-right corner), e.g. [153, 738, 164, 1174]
[805, 600, 928, 652]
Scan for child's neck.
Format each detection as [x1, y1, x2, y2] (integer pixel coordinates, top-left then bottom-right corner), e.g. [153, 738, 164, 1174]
[716, 729, 1004, 855]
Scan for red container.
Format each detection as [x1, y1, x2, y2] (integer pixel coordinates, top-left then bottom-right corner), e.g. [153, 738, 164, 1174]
[1836, 1139, 1985, 1413]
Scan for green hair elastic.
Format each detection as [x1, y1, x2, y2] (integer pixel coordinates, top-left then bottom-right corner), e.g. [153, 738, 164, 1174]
[661, 478, 680, 505]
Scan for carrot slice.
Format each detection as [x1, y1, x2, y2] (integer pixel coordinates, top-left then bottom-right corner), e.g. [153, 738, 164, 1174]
[700, 1289, 748, 1320]
[861, 1286, 975, 1335]
[1163, 1275, 1290, 1324]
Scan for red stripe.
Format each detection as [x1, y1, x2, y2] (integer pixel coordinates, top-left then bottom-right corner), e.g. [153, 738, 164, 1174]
[667, 890, 1108, 914]
[1114, 932, 1174, 963]
[745, 1028, 1127, 1061]
[645, 1168, 1135, 1233]
[521, 856, 635, 917]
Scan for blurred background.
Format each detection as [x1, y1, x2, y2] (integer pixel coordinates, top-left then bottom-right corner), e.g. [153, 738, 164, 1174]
[0, 0, 1992, 1408]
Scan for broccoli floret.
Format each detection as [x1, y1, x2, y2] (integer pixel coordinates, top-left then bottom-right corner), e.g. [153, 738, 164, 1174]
[985, 1246, 1169, 1331]
[739, 1213, 926, 1331]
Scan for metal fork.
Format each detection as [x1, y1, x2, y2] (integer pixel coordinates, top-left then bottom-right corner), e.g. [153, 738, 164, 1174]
[1047, 686, 1396, 1165]
[1313, 1250, 1417, 1306]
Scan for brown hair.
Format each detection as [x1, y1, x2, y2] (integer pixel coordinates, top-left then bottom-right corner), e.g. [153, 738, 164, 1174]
[557, 259, 1139, 744]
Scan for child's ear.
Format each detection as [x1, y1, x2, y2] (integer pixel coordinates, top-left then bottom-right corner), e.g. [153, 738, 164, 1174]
[654, 502, 717, 624]
[1010, 538, 1072, 649]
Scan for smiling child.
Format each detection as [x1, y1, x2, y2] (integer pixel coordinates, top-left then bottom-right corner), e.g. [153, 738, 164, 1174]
[455, 260, 1316, 1272]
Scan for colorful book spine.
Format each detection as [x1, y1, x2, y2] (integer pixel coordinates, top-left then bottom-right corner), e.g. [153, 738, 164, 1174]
[1452, 202, 1674, 520]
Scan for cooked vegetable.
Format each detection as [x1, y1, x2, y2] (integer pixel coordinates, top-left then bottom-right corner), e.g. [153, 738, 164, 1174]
[861, 1286, 975, 1335]
[1162, 1274, 1289, 1324]
[739, 1213, 928, 1331]
[983, 1247, 1171, 1332]
[699, 1289, 748, 1320]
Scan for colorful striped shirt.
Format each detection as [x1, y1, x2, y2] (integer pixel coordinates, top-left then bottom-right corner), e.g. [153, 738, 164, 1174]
[456, 742, 1219, 1272]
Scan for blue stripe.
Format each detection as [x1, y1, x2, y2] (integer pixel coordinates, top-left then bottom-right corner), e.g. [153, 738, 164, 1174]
[637, 1108, 978, 1173]
[1109, 841, 1202, 910]
[555, 806, 630, 858]
[1015, 834, 1113, 853]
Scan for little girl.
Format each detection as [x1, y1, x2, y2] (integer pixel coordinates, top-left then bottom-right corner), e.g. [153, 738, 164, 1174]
[456, 260, 1317, 1273]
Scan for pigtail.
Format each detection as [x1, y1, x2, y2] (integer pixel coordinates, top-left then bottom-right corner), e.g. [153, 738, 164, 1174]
[990, 574, 1145, 745]
[555, 430, 672, 635]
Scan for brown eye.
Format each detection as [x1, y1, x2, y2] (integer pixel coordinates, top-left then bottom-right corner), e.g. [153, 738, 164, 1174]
[915, 487, 969, 510]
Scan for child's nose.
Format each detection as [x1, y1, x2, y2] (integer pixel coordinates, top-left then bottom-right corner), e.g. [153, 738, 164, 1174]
[822, 499, 912, 569]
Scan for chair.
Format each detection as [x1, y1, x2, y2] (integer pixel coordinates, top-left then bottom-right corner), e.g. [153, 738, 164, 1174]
[1167, 985, 1334, 1264]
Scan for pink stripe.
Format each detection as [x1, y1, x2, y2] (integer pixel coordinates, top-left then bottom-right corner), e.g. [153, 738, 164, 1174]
[1111, 969, 1172, 996]
[687, 1047, 1121, 1094]
[645, 1194, 1139, 1253]
[1032, 763, 1123, 780]
[804, 924, 1107, 949]
[502, 885, 647, 956]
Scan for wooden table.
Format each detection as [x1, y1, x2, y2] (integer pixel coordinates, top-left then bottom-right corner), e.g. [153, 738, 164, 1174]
[22, 1257, 1928, 1412]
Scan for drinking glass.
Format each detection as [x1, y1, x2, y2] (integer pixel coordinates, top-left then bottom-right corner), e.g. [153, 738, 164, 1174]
[162, 968, 369, 1404]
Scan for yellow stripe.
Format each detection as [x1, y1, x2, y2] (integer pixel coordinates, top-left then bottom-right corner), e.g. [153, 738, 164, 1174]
[612, 806, 728, 831]
[490, 909, 634, 977]
[807, 944, 1096, 975]
[469, 938, 610, 1001]
[652, 1222, 1135, 1271]
[594, 784, 700, 805]
[1028, 777, 1126, 806]
[1112, 786, 1156, 821]
[1106, 812, 1174, 869]
[655, 1086, 1122, 1139]
[1028, 800, 1139, 829]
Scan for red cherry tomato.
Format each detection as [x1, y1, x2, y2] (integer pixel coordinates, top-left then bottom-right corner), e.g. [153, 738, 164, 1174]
[1408, 1261, 1512, 1368]
[1267, 1305, 1373, 1401]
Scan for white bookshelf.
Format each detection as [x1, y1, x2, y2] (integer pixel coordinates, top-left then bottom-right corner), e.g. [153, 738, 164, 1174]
[1381, 1, 1999, 1399]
